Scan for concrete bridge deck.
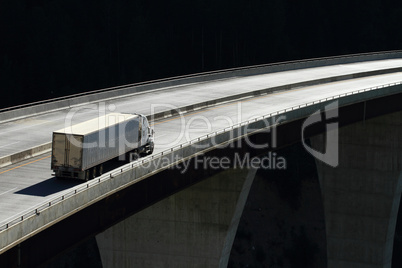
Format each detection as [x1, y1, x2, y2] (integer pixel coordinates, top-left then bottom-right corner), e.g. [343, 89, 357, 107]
[1, 58, 402, 164]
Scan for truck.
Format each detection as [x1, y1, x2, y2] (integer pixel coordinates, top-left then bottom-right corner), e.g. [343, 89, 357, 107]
[51, 112, 154, 180]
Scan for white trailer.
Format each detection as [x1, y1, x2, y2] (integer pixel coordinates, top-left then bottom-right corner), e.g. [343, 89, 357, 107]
[51, 113, 154, 180]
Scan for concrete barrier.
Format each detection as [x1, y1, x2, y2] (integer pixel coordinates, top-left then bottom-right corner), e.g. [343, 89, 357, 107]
[0, 143, 52, 169]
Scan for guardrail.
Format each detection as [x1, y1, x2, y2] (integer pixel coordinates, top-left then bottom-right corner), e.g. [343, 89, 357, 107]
[0, 80, 401, 234]
[1, 50, 402, 121]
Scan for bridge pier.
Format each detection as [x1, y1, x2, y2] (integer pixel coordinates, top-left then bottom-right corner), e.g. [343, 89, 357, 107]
[96, 167, 257, 268]
[312, 111, 402, 267]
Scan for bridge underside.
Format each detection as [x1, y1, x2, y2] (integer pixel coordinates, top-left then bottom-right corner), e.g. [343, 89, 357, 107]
[0, 92, 401, 267]
[312, 111, 402, 267]
[230, 108, 402, 267]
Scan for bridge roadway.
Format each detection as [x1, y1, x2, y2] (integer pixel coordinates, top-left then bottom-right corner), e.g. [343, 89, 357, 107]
[0, 69, 401, 231]
[0, 57, 401, 256]
[1, 58, 402, 159]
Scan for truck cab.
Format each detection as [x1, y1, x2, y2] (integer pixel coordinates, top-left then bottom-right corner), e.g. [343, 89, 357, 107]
[139, 115, 154, 155]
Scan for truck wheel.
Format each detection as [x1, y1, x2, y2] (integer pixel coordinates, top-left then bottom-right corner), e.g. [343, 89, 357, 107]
[129, 150, 139, 162]
[148, 143, 154, 155]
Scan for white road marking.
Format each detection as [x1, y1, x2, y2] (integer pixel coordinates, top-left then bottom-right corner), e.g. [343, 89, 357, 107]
[0, 141, 19, 149]
[155, 134, 167, 139]
[0, 120, 50, 135]
[0, 187, 17, 197]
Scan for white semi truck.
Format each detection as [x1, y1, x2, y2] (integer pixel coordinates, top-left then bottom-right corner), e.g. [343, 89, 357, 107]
[51, 113, 154, 180]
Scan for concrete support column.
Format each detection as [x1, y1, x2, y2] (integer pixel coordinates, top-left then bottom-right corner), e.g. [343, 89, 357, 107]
[219, 167, 257, 267]
[96, 167, 256, 268]
[312, 111, 402, 268]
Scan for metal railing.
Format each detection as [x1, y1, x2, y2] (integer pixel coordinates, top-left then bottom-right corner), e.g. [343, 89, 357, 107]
[0, 80, 401, 233]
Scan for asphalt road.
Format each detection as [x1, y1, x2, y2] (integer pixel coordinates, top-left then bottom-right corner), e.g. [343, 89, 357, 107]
[1, 58, 402, 158]
[0, 69, 401, 225]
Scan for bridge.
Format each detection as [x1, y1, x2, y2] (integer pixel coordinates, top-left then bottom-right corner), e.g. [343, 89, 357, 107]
[0, 51, 401, 267]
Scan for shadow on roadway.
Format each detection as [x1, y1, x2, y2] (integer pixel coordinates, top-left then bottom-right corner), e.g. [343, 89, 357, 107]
[15, 158, 132, 197]
[16, 177, 82, 197]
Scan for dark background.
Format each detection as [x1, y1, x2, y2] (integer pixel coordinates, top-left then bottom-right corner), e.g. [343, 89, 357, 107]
[1, 0, 402, 109]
